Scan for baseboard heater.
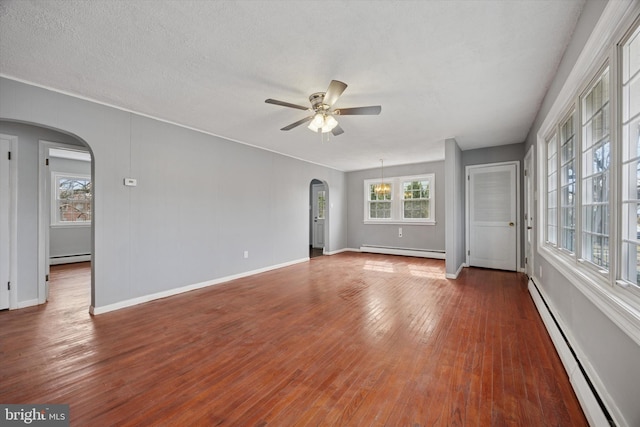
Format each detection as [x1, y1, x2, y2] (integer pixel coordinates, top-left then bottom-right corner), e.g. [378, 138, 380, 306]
[50, 254, 91, 265]
[528, 278, 615, 427]
[359, 245, 445, 259]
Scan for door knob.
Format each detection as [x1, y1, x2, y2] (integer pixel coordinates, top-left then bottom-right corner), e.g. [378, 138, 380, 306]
[509, 222, 515, 226]
[527, 226, 532, 230]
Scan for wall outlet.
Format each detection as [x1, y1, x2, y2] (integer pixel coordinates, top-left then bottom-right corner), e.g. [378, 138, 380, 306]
[243, 250, 249, 259]
[123, 178, 137, 187]
[398, 227, 402, 238]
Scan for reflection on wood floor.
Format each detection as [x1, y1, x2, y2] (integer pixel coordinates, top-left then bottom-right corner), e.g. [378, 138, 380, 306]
[0, 253, 587, 426]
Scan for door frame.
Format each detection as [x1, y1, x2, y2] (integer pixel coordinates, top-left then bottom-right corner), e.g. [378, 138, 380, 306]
[309, 179, 329, 255]
[465, 160, 521, 271]
[38, 140, 92, 304]
[0, 133, 18, 309]
[524, 146, 535, 277]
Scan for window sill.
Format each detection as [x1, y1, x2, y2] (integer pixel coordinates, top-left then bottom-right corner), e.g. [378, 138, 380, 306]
[539, 245, 640, 347]
[363, 220, 436, 226]
[51, 223, 92, 229]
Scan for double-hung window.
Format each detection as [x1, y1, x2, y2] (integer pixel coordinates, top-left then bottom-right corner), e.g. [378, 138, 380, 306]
[52, 173, 92, 226]
[364, 174, 434, 224]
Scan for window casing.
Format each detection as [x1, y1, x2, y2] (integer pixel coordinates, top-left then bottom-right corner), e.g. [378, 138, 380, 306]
[51, 172, 92, 226]
[364, 174, 435, 224]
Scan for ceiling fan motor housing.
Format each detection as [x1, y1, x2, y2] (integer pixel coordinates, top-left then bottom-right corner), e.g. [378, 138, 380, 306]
[309, 92, 329, 112]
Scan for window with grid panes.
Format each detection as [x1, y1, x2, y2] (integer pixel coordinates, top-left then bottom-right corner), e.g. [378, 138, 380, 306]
[621, 24, 640, 288]
[402, 179, 431, 220]
[546, 133, 558, 245]
[364, 174, 434, 223]
[367, 181, 392, 219]
[581, 68, 610, 270]
[560, 114, 576, 253]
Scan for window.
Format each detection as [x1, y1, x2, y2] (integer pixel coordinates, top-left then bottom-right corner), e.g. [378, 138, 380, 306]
[317, 190, 326, 220]
[560, 114, 576, 253]
[367, 180, 392, 219]
[402, 179, 431, 220]
[538, 4, 640, 346]
[621, 24, 640, 286]
[52, 173, 92, 226]
[581, 68, 610, 269]
[364, 174, 434, 224]
[546, 133, 558, 245]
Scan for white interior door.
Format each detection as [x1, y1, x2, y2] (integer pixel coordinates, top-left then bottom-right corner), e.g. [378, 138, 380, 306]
[524, 147, 534, 277]
[312, 184, 325, 249]
[468, 163, 518, 271]
[0, 136, 12, 309]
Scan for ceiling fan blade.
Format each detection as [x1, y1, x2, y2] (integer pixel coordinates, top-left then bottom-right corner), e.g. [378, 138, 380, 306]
[331, 124, 344, 136]
[335, 106, 382, 115]
[281, 116, 313, 131]
[265, 98, 310, 111]
[323, 80, 348, 107]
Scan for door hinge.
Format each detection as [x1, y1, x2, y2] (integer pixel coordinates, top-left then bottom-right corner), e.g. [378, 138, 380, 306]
[467, 175, 470, 181]
[525, 257, 528, 265]
[524, 169, 528, 176]
[7, 152, 11, 160]
[467, 250, 470, 256]
[45, 158, 49, 166]
[7, 282, 10, 290]
[45, 274, 49, 282]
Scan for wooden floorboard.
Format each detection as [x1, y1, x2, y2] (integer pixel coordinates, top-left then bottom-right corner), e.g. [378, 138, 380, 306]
[0, 253, 588, 426]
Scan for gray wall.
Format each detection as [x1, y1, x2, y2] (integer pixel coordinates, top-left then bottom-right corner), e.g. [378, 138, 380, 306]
[0, 78, 347, 310]
[346, 161, 445, 252]
[524, 1, 640, 426]
[0, 121, 87, 303]
[48, 155, 92, 259]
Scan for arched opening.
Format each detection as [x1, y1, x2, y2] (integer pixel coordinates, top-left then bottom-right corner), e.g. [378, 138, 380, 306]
[309, 179, 328, 258]
[0, 120, 95, 313]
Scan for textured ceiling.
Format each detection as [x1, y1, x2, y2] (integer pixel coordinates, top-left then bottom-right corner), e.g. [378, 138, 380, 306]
[0, 0, 585, 171]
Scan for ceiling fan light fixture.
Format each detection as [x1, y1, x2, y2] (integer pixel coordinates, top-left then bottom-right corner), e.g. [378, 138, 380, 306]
[307, 113, 338, 133]
[322, 115, 338, 132]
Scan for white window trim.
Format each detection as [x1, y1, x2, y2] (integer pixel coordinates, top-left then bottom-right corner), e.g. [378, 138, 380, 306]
[363, 173, 435, 225]
[537, 0, 640, 347]
[51, 171, 92, 227]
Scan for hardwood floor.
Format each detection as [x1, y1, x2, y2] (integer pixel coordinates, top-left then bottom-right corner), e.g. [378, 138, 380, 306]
[0, 253, 587, 426]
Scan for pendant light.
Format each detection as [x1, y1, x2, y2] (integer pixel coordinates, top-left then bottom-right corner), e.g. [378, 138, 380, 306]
[375, 159, 390, 195]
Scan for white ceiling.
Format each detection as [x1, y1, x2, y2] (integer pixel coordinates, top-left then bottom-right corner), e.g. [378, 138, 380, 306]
[0, 0, 585, 171]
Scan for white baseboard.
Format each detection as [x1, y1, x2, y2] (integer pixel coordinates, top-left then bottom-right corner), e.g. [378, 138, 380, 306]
[17, 298, 39, 309]
[445, 263, 465, 279]
[50, 254, 91, 265]
[90, 257, 309, 315]
[359, 245, 445, 259]
[324, 248, 354, 255]
[528, 278, 613, 427]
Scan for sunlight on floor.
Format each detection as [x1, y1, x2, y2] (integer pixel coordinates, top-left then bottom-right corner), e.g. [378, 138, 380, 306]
[363, 260, 395, 273]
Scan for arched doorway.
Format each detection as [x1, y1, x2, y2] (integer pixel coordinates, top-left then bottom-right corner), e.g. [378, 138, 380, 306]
[0, 120, 95, 312]
[309, 179, 328, 258]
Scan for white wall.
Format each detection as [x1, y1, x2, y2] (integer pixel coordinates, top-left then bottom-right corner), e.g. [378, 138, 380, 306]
[0, 78, 347, 312]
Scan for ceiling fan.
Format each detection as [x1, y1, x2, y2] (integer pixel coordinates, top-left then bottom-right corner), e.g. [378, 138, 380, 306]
[265, 80, 381, 136]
